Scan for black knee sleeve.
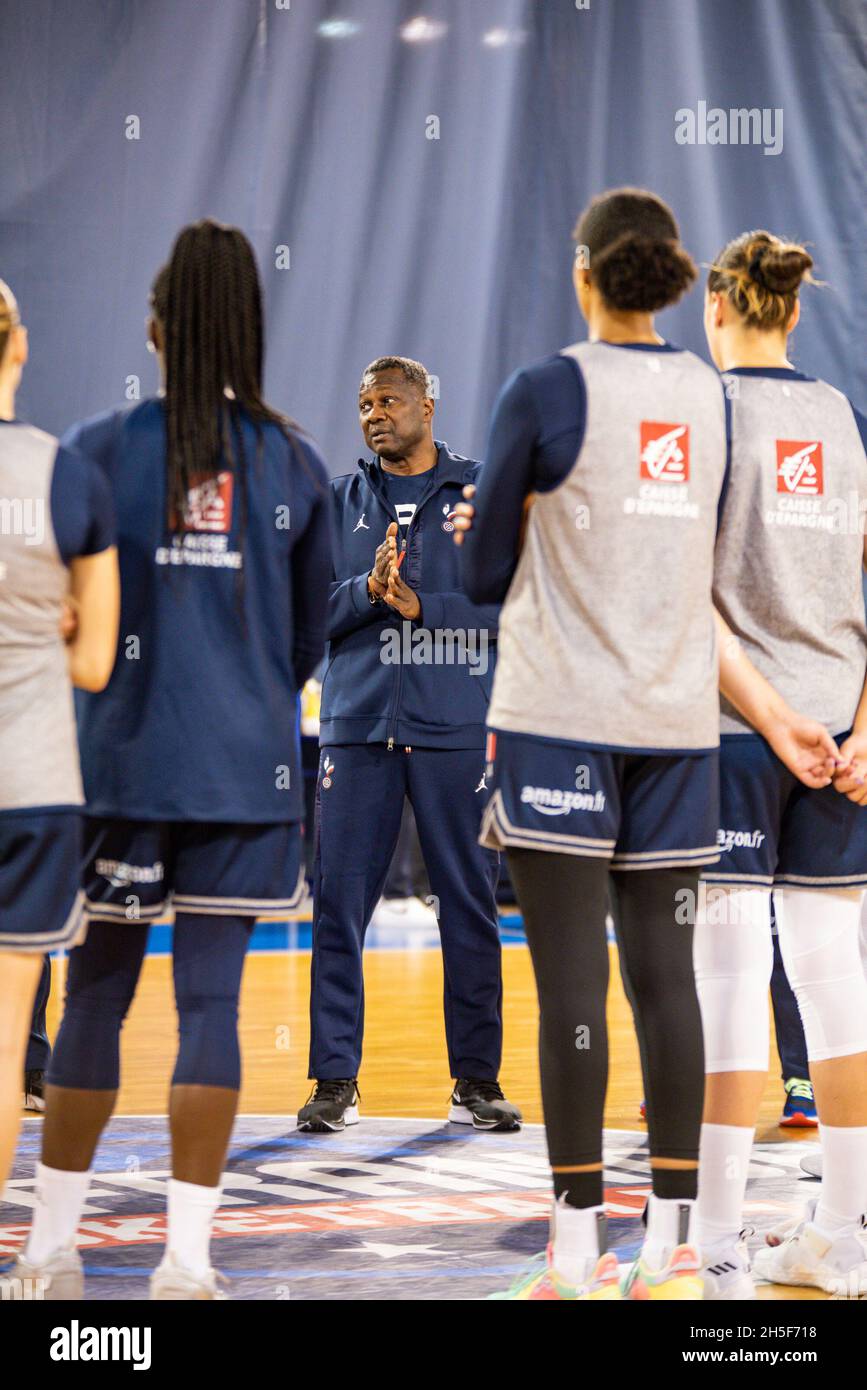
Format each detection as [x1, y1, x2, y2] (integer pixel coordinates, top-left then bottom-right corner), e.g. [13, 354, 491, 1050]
[171, 914, 253, 1091]
[48, 922, 149, 1090]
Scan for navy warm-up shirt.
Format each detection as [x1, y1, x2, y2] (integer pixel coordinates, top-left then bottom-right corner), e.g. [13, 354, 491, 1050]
[50, 443, 116, 562]
[64, 398, 332, 824]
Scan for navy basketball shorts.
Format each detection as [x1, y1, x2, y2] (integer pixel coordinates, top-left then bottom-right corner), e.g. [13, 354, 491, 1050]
[479, 728, 720, 870]
[703, 731, 867, 891]
[0, 809, 86, 952]
[83, 818, 306, 924]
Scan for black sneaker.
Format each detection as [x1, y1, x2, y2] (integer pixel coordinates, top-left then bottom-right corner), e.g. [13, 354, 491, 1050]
[448, 1079, 522, 1132]
[297, 1079, 360, 1133]
[23, 1070, 46, 1113]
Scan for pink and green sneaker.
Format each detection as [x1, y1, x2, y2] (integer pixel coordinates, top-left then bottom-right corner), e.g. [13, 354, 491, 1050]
[488, 1246, 622, 1300]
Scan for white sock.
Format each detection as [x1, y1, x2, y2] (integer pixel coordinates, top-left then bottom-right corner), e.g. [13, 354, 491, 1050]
[24, 1163, 93, 1265]
[695, 1122, 754, 1250]
[642, 1193, 695, 1269]
[164, 1178, 222, 1279]
[551, 1198, 606, 1286]
[814, 1124, 867, 1236]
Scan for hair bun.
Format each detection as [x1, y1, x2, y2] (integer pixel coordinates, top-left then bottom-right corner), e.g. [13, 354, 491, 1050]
[593, 232, 697, 312]
[757, 244, 814, 295]
[747, 244, 770, 284]
[745, 235, 813, 295]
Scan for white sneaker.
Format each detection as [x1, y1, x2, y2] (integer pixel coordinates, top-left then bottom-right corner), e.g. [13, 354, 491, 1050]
[9, 1245, 84, 1300]
[753, 1205, 867, 1298]
[701, 1232, 756, 1300]
[150, 1253, 229, 1300]
[370, 896, 438, 931]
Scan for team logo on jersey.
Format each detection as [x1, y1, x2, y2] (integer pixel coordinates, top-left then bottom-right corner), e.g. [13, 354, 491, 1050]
[176, 472, 234, 532]
[639, 421, 690, 483]
[776, 440, 823, 496]
[442, 502, 457, 533]
[321, 757, 335, 789]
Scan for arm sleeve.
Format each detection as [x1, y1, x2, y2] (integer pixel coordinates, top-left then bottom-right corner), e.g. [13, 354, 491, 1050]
[716, 389, 733, 534]
[460, 370, 542, 605]
[290, 445, 333, 689]
[328, 571, 391, 641]
[50, 444, 116, 565]
[326, 481, 392, 640]
[851, 403, 867, 455]
[414, 590, 499, 635]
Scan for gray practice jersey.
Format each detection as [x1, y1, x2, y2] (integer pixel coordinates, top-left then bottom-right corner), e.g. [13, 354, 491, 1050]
[486, 341, 728, 751]
[0, 421, 113, 811]
[714, 370, 867, 735]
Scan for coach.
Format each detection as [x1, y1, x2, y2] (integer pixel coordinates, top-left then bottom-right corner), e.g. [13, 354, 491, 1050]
[298, 356, 520, 1133]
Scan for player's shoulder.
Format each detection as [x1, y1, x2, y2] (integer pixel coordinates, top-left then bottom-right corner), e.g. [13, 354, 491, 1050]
[273, 421, 329, 492]
[674, 345, 722, 381]
[51, 435, 114, 503]
[63, 397, 161, 456]
[506, 351, 579, 396]
[10, 420, 58, 450]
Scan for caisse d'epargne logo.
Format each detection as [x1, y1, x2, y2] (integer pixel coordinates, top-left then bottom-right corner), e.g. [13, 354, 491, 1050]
[172, 471, 234, 531]
[776, 440, 824, 496]
[639, 421, 690, 483]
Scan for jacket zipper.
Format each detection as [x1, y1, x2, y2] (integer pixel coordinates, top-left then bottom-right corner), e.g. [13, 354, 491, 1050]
[366, 463, 453, 751]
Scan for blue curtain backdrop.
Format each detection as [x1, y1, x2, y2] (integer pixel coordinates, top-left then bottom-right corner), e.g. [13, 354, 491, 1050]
[1, 0, 865, 471]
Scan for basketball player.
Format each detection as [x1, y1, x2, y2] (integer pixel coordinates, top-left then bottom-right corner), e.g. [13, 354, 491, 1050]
[455, 189, 727, 1300]
[12, 222, 332, 1300]
[457, 190, 835, 1302]
[0, 278, 118, 1191]
[300, 356, 520, 1134]
[695, 232, 867, 1298]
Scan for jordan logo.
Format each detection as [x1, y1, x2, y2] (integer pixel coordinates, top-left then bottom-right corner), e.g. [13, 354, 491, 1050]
[353, 514, 370, 532]
[639, 421, 690, 483]
[475, 773, 487, 793]
[776, 440, 823, 496]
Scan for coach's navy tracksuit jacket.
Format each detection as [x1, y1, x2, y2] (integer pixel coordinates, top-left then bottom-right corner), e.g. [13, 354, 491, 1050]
[320, 443, 498, 748]
[310, 443, 504, 1080]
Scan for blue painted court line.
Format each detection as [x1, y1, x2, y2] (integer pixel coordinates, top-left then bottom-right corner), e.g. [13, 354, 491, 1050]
[45, 912, 626, 960]
[51, 912, 530, 958]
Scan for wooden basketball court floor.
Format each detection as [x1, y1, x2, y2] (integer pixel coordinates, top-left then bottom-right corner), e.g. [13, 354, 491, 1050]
[26, 914, 828, 1300]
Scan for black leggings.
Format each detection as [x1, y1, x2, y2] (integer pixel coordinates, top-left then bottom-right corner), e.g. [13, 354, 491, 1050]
[48, 914, 254, 1092]
[506, 849, 704, 1206]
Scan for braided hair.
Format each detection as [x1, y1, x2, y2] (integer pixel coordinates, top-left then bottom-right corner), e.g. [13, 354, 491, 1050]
[149, 219, 311, 541]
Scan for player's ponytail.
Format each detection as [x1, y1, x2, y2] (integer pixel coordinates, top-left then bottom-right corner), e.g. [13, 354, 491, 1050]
[708, 231, 815, 331]
[573, 189, 697, 312]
